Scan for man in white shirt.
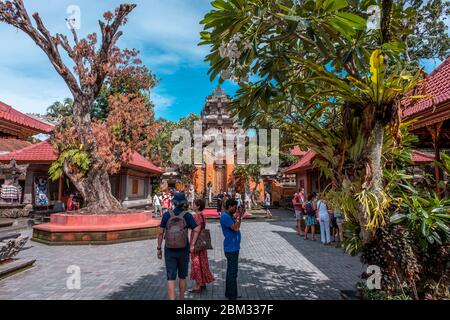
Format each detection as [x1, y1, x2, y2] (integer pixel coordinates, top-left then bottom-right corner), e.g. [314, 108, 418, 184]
[153, 193, 162, 217]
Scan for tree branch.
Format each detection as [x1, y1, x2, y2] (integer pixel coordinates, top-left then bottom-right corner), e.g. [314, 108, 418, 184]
[1, 0, 81, 97]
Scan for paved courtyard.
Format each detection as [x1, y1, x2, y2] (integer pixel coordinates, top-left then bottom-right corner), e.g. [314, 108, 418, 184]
[0, 210, 364, 300]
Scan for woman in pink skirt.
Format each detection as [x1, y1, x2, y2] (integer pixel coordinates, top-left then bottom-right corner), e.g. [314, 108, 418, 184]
[189, 199, 215, 293]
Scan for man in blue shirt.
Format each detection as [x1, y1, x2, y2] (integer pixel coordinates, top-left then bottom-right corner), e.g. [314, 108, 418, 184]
[157, 192, 201, 300]
[220, 198, 243, 300]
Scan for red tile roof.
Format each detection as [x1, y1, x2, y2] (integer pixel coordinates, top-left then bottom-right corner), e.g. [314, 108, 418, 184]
[282, 149, 432, 174]
[411, 150, 434, 164]
[0, 138, 32, 153]
[403, 57, 450, 118]
[0, 140, 58, 162]
[0, 101, 54, 134]
[282, 149, 316, 174]
[289, 146, 307, 157]
[0, 140, 163, 174]
[125, 152, 164, 174]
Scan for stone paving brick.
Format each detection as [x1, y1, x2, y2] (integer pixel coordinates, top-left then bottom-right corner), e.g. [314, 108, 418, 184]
[0, 209, 363, 300]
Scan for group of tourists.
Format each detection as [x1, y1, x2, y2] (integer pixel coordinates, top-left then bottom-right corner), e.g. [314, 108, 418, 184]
[156, 191, 243, 300]
[216, 190, 273, 219]
[152, 191, 175, 217]
[292, 189, 344, 245]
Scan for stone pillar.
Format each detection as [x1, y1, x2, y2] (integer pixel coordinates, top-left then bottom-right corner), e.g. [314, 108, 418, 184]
[144, 177, 150, 199]
[23, 171, 33, 205]
[120, 174, 128, 202]
[58, 176, 63, 201]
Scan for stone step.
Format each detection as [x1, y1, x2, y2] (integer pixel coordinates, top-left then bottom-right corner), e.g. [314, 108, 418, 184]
[0, 258, 36, 281]
[0, 220, 13, 229]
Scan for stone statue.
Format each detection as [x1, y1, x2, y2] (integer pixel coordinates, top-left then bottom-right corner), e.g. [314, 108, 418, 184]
[0, 179, 22, 204]
[207, 182, 212, 204]
[0, 236, 29, 262]
[187, 184, 195, 209]
[244, 184, 252, 210]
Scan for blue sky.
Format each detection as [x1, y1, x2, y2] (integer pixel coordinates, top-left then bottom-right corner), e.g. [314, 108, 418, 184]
[0, 0, 238, 121]
[0, 1, 446, 122]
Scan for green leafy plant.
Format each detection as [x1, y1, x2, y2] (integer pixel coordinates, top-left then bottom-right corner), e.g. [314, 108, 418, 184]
[49, 149, 91, 181]
[390, 188, 450, 248]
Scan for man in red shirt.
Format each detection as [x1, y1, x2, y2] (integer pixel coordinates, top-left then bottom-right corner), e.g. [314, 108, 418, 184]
[292, 188, 305, 236]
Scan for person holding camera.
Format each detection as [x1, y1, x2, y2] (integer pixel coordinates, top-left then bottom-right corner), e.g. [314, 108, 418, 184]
[220, 198, 243, 300]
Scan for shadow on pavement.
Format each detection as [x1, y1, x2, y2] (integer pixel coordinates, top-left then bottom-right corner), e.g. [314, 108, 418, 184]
[106, 257, 341, 300]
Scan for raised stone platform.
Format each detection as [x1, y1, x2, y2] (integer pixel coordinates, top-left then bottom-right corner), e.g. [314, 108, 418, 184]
[32, 212, 160, 245]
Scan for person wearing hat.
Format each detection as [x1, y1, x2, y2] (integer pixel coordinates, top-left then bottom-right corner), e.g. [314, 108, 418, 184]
[157, 192, 201, 300]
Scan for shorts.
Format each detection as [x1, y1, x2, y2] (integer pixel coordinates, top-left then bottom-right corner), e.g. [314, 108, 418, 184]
[331, 217, 338, 228]
[335, 215, 344, 225]
[164, 248, 189, 280]
[305, 215, 317, 226]
[295, 210, 304, 220]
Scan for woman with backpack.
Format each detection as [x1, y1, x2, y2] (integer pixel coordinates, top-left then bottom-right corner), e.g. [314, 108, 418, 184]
[304, 193, 317, 241]
[189, 199, 215, 293]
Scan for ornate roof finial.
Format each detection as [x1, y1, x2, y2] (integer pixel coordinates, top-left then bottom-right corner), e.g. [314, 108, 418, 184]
[212, 85, 226, 97]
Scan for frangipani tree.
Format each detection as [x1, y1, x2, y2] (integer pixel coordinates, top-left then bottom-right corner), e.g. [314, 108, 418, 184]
[200, 0, 449, 242]
[0, 1, 157, 213]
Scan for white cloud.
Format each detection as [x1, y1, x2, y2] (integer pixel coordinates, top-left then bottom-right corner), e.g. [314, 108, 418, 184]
[0, 0, 211, 115]
[0, 66, 70, 114]
[151, 89, 176, 117]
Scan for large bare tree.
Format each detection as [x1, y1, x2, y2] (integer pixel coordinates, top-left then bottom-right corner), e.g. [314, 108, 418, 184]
[0, 1, 147, 212]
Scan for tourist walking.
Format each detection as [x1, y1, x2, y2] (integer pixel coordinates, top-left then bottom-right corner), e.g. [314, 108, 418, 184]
[220, 198, 242, 300]
[235, 193, 242, 209]
[162, 194, 170, 214]
[293, 189, 305, 235]
[216, 193, 223, 215]
[316, 195, 331, 245]
[221, 192, 229, 212]
[304, 193, 317, 241]
[157, 192, 201, 300]
[153, 193, 162, 217]
[189, 199, 215, 293]
[244, 185, 252, 210]
[333, 208, 344, 243]
[264, 191, 272, 218]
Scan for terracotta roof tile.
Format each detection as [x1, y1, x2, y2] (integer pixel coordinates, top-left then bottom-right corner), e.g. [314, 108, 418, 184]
[403, 56, 450, 118]
[411, 150, 434, 164]
[0, 101, 54, 134]
[125, 152, 164, 174]
[282, 149, 432, 174]
[289, 146, 307, 157]
[282, 149, 316, 174]
[0, 138, 31, 153]
[0, 140, 58, 162]
[0, 140, 163, 174]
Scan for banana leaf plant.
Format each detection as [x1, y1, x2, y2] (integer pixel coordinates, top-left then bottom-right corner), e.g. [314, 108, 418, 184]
[199, 0, 439, 243]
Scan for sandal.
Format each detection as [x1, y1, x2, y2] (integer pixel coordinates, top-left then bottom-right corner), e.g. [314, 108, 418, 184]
[189, 288, 202, 293]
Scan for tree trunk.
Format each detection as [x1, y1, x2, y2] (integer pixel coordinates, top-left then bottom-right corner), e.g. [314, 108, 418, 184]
[64, 98, 122, 213]
[359, 121, 384, 243]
